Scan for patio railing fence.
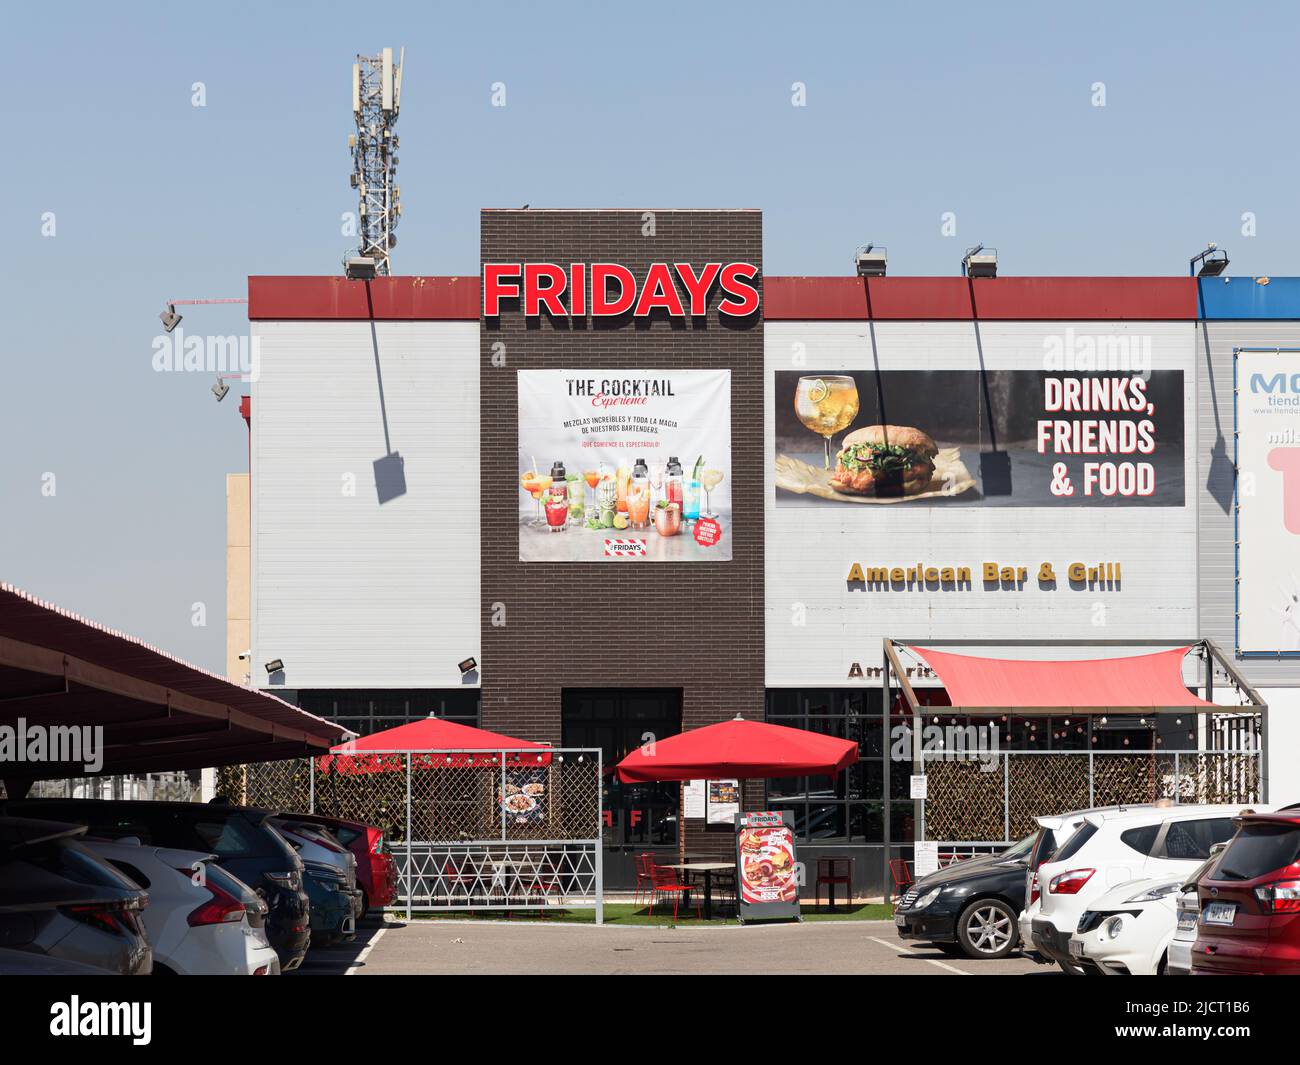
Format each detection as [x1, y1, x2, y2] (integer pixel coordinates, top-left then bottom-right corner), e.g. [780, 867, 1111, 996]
[217, 747, 604, 922]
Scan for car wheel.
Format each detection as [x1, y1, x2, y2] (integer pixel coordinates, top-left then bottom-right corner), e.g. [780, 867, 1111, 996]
[956, 899, 1019, 960]
[360, 889, 370, 916]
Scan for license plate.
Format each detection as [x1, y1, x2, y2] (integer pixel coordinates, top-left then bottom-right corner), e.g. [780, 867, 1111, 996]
[1203, 902, 1237, 926]
[895, 913, 907, 927]
[1177, 911, 1198, 932]
[1068, 939, 1084, 958]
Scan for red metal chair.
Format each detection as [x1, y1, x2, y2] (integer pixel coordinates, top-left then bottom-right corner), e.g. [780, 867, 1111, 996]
[814, 856, 853, 911]
[648, 862, 701, 921]
[888, 858, 913, 905]
[633, 852, 655, 907]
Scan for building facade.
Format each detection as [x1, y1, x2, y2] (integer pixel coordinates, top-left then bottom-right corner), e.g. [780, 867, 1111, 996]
[237, 209, 1294, 895]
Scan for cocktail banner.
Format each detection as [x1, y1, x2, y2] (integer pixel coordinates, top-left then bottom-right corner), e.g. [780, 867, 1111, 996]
[517, 368, 732, 562]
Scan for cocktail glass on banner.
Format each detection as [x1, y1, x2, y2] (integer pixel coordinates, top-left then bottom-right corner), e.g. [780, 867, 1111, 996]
[700, 468, 724, 517]
[544, 488, 568, 532]
[654, 500, 681, 537]
[583, 468, 599, 513]
[520, 471, 550, 527]
[616, 464, 631, 513]
[627, 478, 650, 529]
[794, 375, 860, 469]
[684, 479, 701, 524]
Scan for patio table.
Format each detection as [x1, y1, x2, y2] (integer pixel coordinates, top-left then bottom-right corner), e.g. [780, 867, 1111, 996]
[665, 862, 735, 920]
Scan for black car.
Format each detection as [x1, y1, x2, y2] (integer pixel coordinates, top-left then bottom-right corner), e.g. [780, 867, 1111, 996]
[3, 799, 312, 972]
[0, 815, 152, 974]
[894, 834, 1035, 959]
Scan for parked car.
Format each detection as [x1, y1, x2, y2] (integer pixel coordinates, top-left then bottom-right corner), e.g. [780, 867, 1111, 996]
[1068, 875, 1182, 974]
[270, 819, 359, 945]
[1019, 804, 1152, 967]
[1166, 843, 1228, 975]
[0, 946, 116, 975]
[2, 799, 311, 971]
[278, 812, 397, 914]
[1031, 802, 1253, 974]
[0, 815, 151, 975]
[1193, 809, 1300, 975]
[83, 838, 280, 975]
[894, 834, 1035, 959]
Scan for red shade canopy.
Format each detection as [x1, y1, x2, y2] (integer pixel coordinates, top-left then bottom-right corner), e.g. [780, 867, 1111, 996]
[910, 646, 1214, 709]
[322, 717, 551, 775]
[614, 717, 859, 783]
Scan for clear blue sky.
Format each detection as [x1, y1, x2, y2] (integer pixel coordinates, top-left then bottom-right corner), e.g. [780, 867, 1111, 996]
[3, 1, 1297, 672]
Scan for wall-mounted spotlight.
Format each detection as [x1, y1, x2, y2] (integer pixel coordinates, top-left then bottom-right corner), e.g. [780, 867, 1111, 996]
[962, 244, 998, 278]
[1190, 243, 1229, 277]
[211, 377, 230, 402]
[160, 303, 183, 332]
[854, 243, 887, 278]
[458, 657, 478, 676]
[344, 255, 378, 280]
[264, 658, 285, 675]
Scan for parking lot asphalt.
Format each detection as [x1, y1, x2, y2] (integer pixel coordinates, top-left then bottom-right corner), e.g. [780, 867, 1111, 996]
[317, 919, 1049, 976]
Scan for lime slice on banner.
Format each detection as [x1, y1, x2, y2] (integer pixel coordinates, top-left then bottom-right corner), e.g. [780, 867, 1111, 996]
[807, 378, 828, 403]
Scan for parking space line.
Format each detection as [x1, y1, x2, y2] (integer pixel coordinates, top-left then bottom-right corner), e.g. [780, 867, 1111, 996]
[345, 925, 388, 975]
[866, 935, 969, 975]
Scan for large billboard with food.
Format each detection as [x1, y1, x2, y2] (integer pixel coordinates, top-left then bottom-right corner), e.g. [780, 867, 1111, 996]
[774, 369, 1185, 508]
[518, 368, 732, 562]
[1236, 349, 1300, 656]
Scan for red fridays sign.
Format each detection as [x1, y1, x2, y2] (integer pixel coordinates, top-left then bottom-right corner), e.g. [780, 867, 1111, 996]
[483, 262, 761, 319]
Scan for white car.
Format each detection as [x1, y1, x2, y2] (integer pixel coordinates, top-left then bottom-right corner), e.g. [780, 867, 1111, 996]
[1067, 876, 1181, 974]
[1166, 842, 1228, 976]
[85, 839, 281, 976]
[1030, 803, 1255, 974]
[1018, 805, 1153, 964]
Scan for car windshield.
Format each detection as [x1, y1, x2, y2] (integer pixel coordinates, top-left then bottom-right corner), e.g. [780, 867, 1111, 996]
[1000, 834, 1035, 860]
[1214, 823, 1300, 882]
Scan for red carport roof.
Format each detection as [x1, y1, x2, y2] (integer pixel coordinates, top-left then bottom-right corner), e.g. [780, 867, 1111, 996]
[615, 716, 858, 783]
[908, 646, 1214, 709]
[0, 583, 348, 780]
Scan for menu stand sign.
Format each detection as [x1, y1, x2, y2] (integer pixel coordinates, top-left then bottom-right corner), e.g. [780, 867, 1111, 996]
[735, 810, 800, 924]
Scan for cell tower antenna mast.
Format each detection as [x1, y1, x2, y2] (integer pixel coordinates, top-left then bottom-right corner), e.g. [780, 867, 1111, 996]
[346, 47, 404, 278]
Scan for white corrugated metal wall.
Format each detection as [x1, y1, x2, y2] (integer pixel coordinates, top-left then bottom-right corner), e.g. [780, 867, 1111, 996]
[764, 320, 1200, 686]
[250, 321, 480, 689]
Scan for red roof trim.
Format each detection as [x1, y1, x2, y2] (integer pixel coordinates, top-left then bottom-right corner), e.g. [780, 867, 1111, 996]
[763, 276, 1200, 321]
[248, 275, 1200, 322]
[248, 276, 481, 321]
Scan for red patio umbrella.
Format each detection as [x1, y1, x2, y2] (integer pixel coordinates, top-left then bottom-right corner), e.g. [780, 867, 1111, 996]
[320, 716, 551, 775]
[614, 715, 858, 782]
[615, 716, 858, 867]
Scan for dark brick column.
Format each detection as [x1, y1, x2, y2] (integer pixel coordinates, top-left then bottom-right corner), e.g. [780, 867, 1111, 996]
[479, 209, 765, 862]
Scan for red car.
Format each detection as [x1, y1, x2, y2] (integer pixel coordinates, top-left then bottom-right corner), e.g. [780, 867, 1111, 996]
[284, 813, 398, 914]
[1193, 809, 1300, 974]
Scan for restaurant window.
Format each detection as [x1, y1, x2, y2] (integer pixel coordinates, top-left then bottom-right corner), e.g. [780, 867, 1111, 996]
[765, 689, 884, 843]
[289, 689, 480, 738]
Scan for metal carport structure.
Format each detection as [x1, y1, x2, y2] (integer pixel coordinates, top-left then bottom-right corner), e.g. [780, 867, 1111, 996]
[0, 583, 348, 796]
[880, 638, 1267, 892]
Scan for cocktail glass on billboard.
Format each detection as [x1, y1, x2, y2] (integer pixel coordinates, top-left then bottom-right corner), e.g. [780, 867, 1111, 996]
[794, 375, 860, 469]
